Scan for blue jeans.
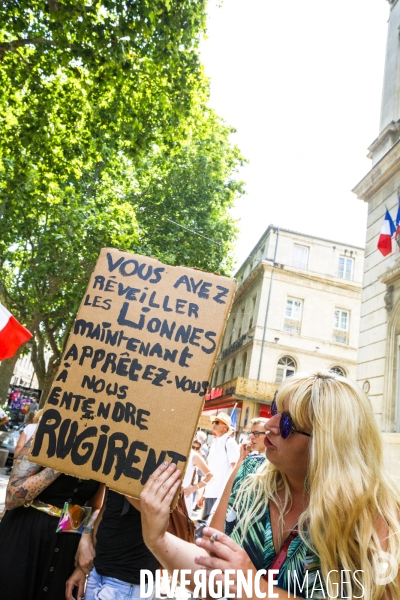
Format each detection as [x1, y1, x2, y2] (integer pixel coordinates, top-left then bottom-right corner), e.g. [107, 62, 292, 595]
[85, 567, 155, 600]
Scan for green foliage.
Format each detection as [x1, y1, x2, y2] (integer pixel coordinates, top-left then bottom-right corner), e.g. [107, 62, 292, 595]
[0, 1, 245, 400]
[133, 107, 244, 274]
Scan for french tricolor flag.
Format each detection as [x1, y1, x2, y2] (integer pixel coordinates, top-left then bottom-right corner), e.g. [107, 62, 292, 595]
[377, 208, 396, 256]
[0, 303, 32, 360]
[395, 196, 400, 240]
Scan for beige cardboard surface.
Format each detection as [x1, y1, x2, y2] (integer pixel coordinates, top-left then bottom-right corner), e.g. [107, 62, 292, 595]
[29, 249, 236, 499]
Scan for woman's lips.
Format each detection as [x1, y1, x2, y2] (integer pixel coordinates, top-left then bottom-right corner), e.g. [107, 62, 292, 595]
[264, 435, 276, 449]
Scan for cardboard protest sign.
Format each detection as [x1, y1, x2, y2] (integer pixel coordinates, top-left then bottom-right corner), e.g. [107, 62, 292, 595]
[29, 249, 236, 499]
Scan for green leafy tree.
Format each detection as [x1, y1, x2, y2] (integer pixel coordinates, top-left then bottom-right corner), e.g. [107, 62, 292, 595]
[133, 107, 243, 274]
[0, 1, 244, 403]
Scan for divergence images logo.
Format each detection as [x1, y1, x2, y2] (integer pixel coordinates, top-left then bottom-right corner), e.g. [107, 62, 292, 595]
[372, 551, 398, 585]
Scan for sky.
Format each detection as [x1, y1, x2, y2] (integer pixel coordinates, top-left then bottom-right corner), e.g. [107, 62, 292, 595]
[200, 0, 390, 268]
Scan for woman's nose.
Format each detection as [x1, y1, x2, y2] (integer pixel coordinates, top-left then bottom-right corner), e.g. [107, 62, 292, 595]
[266, 414, 280, 432]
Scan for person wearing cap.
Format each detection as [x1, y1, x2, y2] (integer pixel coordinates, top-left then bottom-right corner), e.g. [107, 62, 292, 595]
[203, 412, 239, 520]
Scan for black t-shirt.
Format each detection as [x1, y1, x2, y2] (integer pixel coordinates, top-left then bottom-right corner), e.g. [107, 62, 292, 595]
[94, 489, 158, 584]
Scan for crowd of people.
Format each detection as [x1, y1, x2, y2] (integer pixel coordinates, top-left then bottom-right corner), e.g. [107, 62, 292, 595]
[0, 370, 399, 599]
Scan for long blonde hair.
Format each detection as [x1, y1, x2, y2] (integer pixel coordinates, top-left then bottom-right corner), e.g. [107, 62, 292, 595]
[233, 371, 400, 600]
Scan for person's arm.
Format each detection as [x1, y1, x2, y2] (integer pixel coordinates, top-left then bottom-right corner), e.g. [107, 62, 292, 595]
[140, 461, 209, 586]
[0, 417, 8, 427]
[65, 566, 86, 600]
[140, 462, 286, 598]
[376, 515, 400, 599]
[5, 438, 60, 510]
[195, 527, 291, 600]
[13, 431, 27, 459]
[184, 453, 213, 498]
[209, 442, 251, 532]
[0, 410, 9, 427]
[74, 483, 106, 575]
[227, 437, 240, 468]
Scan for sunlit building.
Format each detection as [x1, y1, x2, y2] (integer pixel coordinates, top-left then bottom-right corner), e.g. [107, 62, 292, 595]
[203, 226, 364, 435]
[352, 0, 400, 479]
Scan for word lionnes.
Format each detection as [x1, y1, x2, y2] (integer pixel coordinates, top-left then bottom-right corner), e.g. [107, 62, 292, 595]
[139, 569, 371, 599]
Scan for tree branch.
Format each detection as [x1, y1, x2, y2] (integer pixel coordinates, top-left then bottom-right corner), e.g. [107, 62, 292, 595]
[43, 318, 61, 360]
[0, 39, 58, 53]
[48, 0, 61, 11]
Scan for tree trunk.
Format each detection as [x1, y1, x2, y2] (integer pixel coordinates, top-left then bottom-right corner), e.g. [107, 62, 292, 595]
[39, 361, 60, 407]
[31, 327, 63, 407]
[0, 350, 21, 404]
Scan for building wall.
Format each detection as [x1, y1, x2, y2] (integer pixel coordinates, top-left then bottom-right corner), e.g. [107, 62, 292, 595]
[11, 352, 38, 388]
[255, 268, 361, 383]
[213, 227, 363, 397]
[355, 182, 400, 430]
[350, 0, 400, 482]
[379, 1, 400, 143]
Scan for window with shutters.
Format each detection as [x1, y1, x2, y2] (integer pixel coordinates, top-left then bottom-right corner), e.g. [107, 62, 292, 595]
[292, 244, 309, 269]
[228, 318, 235, 347]
[275, 356, 297, 384]
[230, 358, 236, 380]
[212, 369, 219, 386]
[240, 353, 247, 377]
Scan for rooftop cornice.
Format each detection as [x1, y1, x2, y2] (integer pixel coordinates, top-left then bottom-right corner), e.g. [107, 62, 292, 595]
[234, 262, 264, 301]
[235, 227, 364, 278]
[271, 263, 362, 292]
[352, 137, 400, 202]
[235, 260, 362, 301]
[367, 120, 400, 159]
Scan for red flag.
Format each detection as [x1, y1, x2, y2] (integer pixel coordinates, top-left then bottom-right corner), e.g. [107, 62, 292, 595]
[0, 303, 33, 360]
[377, 208, 396, 256]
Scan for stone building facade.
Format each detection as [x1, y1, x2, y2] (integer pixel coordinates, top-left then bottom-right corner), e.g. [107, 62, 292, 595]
[203, 226, 363, 435]
[10, 352, 38, 389]
[352, 0, 400, 479]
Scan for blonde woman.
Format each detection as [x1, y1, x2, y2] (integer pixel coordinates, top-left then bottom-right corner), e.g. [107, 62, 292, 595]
[140, 371, 400, 599]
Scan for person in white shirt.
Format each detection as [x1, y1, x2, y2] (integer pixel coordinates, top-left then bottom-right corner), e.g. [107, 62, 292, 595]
[0, 407, 9, 428]
[182, 438, 213, 514]
[6, 410, 43, 474]
[203, 412, 239, 519]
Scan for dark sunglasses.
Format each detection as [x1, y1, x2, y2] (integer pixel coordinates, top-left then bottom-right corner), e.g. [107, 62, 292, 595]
[249, 431, 265, 438]
[212, 420, 221, 425]
[271, 399, 311, 439]
[192, 445, 201, 450]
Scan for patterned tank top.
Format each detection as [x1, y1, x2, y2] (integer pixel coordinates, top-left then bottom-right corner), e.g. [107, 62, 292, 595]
[225, 455, 325, 598]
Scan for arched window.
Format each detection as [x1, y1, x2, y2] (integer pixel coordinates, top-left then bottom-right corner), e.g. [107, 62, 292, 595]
[330, 366, 345, 377]
[275, 356, 296, 384]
